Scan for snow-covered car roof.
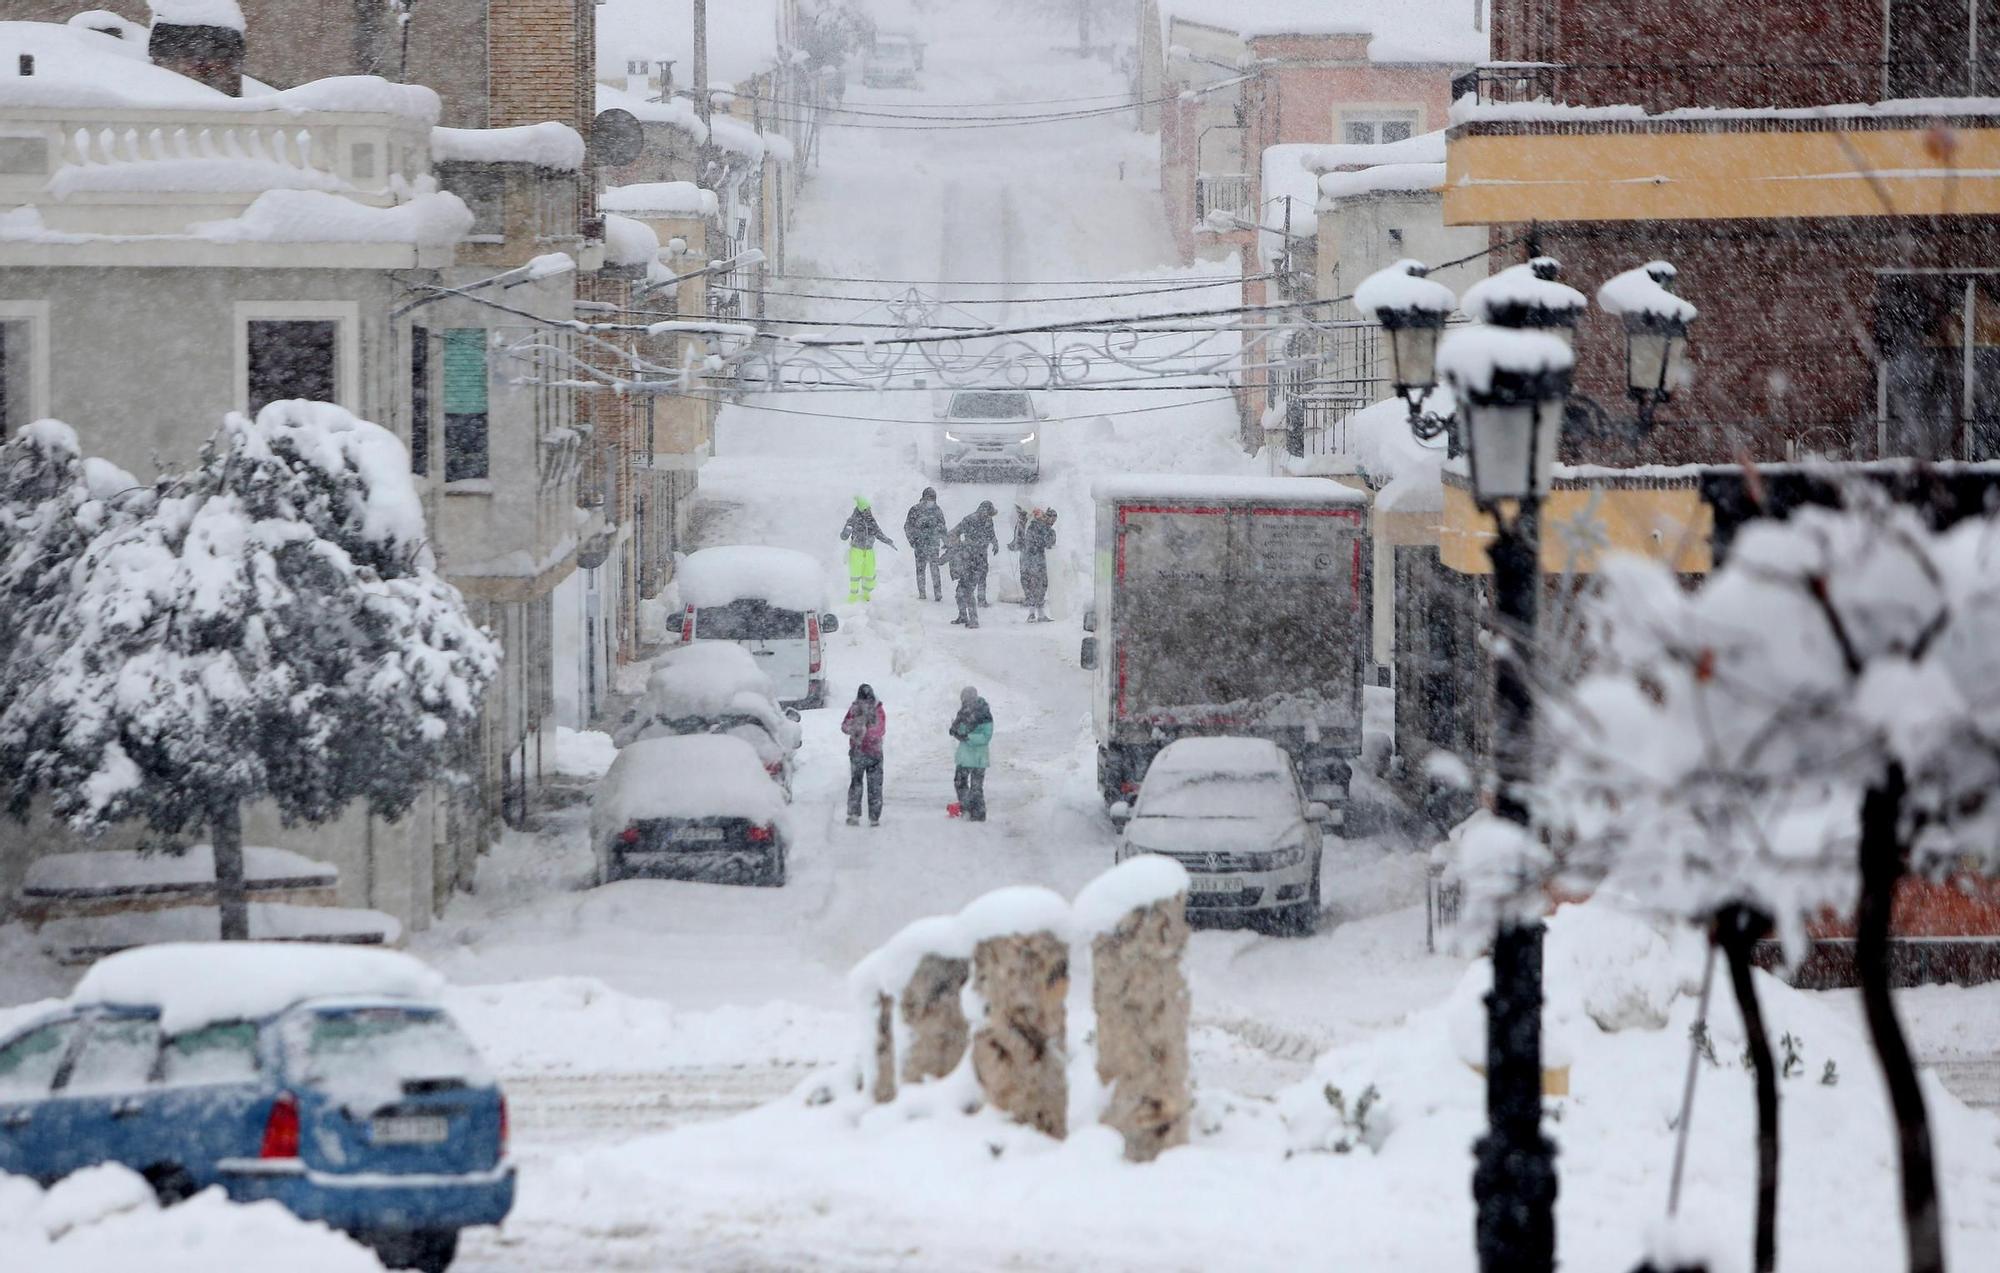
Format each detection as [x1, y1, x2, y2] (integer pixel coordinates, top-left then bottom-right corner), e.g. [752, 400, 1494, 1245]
[678, 546, 828, 613]
[1092, 475, 1368, 506]
[594, 734, 789, 835]
[1147, 736, 1292, 780]
[646, 642, 775, 708]
[70, 942, 447, 1035]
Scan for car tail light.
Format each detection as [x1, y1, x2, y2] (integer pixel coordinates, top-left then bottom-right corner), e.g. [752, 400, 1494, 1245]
[498, 1094, 510, 1156]
[765, 761, 783, 778]
[808, 616, 822, 674]
[259, 1093, 301, 1159]
[681, 608, 695, 643]
[620, 826, 641, 845]
[746, 824, 773, 843]
[1119, 781, 1138, 795]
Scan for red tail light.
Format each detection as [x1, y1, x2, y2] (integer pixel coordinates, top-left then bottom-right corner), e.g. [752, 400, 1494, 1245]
[260, 1092, 301, 1159]
[765, 762, 783, 778]
[619, 826, 641, 844]
[808, 616, 822, 674]
[1119, 781, 1138, 795]
[746, 824, 773, 843]
[498, 1094, 510, 1156]
[681, 607, 695, 643]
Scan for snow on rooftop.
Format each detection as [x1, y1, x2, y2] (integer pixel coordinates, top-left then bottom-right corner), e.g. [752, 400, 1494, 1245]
[188, 188, 472, 247]
[956, 884, 1071, 944]
[593, 733, 788, 833]
[1298, 129, 1446, 174]
[709, 111, 766, 162]
[72, 942, 445, 1034]
[146, 0, 243, 31]
[1071, 856, 1191, 936]
[1162, 0, 1486, 65]
[1092, 474, 1368, 506]
[601, 180, 720, 219]
[677, 545, 827, 612]
[596, 82, 708, 142]
[1437, 325, 1575, 394]
[66, 11, 151, 53]
[1459, 260, 1588, 327]
[1319, 161, 1445, 202]
[603, 212, 662, 268]
[432, 122, 586, 171]
[596, 0, 783, 87]
[1354, 258, 1458, 321]
[1597, 262, 1698, 325]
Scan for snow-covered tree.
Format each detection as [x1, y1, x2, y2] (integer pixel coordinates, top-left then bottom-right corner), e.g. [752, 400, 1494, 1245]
[0, 402, 500, 941]
[1539, 489, 2000, 1273]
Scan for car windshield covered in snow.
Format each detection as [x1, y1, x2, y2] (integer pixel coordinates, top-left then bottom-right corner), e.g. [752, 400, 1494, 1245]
[694, 598, 806, 640]
[947, 391, 1034, 420]
[1136, 740, 1300, 819]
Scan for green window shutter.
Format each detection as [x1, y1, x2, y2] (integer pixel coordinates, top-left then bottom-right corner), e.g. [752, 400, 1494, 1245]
[442, 328, 488, 414]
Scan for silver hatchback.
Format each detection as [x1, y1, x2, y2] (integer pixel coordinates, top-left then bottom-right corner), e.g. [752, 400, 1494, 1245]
[935, 390, 1042, 482]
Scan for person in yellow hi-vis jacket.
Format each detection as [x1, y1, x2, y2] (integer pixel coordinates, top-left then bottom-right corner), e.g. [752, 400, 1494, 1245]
[839, 496, 898, 603]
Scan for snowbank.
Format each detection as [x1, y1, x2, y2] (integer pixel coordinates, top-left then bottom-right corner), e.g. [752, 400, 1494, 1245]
[676, 545, 827, 612]
[1092, 474, 1368, 505]
[551, 727, 618, 780]
[602, 213, 663, 268]
[1, 1164, 379, 1272]
[190, 189, 473, 246]
[22, 844, 333, 894]
[593, 734, 788, 834]
[601, 181, 720, 219]
[71, 941, 444, 1033]
[432, 122, 587, 170]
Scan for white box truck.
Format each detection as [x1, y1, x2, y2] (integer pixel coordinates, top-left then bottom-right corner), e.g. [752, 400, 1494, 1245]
[1081, 476, 1371, 812]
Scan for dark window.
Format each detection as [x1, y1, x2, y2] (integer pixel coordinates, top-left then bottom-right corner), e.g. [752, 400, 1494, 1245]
[1878, 274, 2000, 461]
[442, 327, 489, 482]
[247, 319, 337, 413]
[0, 322, 11, 437]
[695, 600, 807, 641]
[410, 326, 431, 476]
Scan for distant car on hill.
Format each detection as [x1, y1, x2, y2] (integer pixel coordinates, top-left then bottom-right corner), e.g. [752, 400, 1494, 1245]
[935, 389, 1042, 482]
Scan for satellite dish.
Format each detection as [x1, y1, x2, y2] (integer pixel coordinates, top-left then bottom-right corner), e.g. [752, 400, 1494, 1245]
[589, 109, 643, 167]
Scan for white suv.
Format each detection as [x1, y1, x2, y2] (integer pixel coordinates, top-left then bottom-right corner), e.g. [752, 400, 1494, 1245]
[936, 390, 1042, 483]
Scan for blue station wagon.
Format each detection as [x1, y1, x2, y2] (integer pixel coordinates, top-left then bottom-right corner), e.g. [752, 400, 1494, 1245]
[0, 943, 512, 1272]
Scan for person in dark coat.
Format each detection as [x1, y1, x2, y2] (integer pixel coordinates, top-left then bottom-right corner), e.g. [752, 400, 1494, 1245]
[946, 525, 981, 628]
[839, 496, 898, 603]
[842, 684, 887, 826]
[951, 500, 1000, 607]
[1020, 509, 1057, 622]
[948, 686, 993, 822]
[903, 488, 950, 601]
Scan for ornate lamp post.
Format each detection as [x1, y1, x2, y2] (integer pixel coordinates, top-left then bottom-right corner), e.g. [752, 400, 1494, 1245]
[1597, 261, 1697, 429]
[1355, 258, 1457, 443]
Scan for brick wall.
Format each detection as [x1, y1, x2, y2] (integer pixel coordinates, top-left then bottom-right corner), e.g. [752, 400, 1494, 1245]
[488, 0, 596, 227]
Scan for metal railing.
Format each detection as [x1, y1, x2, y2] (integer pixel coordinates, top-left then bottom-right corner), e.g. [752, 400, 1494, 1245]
[1194, 172, 1252, 223]
[1454, 58, 1990, 114]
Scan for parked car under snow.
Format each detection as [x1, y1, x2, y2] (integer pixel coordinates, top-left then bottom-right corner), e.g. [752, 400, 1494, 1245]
[615, 643, 803, 798]
[0, 943, 510, 1273]
[675, 546, 840, 709]
[1111, 737, 1330, 935]
[592, 734, 792, 886]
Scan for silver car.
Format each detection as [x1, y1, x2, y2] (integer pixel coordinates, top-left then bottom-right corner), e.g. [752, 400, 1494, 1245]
[1111, 737, 1330, 935]
[936, 390, 1042, 482]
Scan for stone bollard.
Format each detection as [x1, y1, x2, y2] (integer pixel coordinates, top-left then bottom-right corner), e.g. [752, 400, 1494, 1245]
[870, 992, 896, 1104]
[899, 952, 970, 1084]
[1075, 856, 1193, 1162]
[959, 886, 1071, 1138]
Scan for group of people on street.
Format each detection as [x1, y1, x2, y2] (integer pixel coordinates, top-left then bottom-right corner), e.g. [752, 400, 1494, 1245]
[839, 490, 1057, 627]
[841, 683, 993, 824]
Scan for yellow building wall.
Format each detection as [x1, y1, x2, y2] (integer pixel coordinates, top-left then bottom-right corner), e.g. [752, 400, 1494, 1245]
[1439, 483, 1713, 575]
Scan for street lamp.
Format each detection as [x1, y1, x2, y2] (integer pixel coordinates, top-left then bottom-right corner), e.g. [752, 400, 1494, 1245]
[1459, 256, 1587, 341]
[1355, 258, 1456, 443]
[1597, 261, 1697, 429]
[1440, 328, 1573, 504]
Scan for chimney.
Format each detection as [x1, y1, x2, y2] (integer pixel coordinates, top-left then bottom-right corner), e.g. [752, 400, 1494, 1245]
[145, 1, 247, 97]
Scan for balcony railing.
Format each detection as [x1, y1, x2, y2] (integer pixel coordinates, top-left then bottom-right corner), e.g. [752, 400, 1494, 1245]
[1454, 59, 1989, 115]
[1194, 172, 1252, 223]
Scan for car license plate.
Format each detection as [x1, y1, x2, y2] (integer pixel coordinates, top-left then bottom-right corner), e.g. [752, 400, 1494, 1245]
[1188, 875, 1245, 894]
[372, 1114, 449, 1145]
[677, 828, 726, 843]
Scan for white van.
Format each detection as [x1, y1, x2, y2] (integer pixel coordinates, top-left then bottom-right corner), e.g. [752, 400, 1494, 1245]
[675, 546, 839, 708]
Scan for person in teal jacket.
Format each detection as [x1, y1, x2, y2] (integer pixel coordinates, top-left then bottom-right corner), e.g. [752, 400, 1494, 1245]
[949, 686, 993, 822]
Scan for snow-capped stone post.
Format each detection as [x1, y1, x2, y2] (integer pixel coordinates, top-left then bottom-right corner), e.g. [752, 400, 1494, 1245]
[868, 992, 897, 1104]
[896, 919, 973, 1085]
[1074, 856, 1192, 1163]
[960, 886, 1071, 1138]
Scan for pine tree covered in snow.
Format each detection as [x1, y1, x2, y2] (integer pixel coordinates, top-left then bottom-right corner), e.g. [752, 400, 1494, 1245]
[0, 402, 499, 941]
[1539, 489, 2000, 1273]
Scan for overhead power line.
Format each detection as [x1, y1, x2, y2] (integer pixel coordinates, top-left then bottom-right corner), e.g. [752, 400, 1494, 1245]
[713, 273, 1278, 306]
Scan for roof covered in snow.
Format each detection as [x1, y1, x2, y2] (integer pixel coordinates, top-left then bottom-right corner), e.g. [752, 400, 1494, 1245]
[72, 942, 446, 1034]
[596, 81, 709, 141]
[596, 0, 783, 89]
[1162, 0, 1487, 64]
[677, 545, 827, 611]
[1092, 475, 1368, 506]
[1298, 129, 1447, 174]
[603, 212, 662, 268]
[601, 181, 720, 219]
[433, 122, 586, 170]
[1320, 161, 1446, 202]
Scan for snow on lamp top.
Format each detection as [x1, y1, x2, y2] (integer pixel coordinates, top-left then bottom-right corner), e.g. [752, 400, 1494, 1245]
[146, 0, 246, 31]
[1354, 258, 1457, 324]
[1459, 258, 1588, 328]
[1435, 325, 1574, 396]
[1595, 261, 1698, 325]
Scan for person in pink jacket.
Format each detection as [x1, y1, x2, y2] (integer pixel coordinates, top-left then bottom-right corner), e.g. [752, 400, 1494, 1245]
[842, 684, 887, 827]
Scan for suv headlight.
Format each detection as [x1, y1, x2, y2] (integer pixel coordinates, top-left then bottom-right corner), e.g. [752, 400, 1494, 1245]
[1248, 845, 1310, 870]
[1020, 431, 1036, 444]
[943, 430, 966, 443]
